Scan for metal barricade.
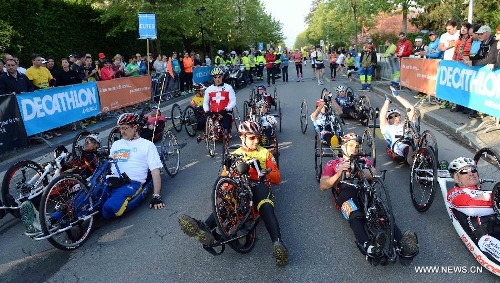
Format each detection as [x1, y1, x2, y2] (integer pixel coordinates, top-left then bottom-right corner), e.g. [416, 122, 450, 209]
[151, 73, 180, 101]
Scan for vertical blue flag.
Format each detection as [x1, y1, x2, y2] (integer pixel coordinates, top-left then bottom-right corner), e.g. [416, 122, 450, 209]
[138, 13, 157, 39]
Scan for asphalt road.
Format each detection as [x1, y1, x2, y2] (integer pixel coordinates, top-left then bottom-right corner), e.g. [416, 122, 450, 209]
[0, 72, 498, 283]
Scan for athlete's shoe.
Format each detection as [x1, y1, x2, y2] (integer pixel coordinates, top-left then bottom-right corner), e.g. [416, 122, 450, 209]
[439, 100, 449, 109]
[20, 201, 41, 236]
[272, 239, 289, 266]
[178, 214, 215, 246]
[399, 230, 419, 266]
[366, 232, 386, 259]
[413, 92, 426, 99]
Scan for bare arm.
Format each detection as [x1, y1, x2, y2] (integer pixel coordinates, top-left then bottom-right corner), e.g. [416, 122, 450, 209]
[311, 102, 325, 121]
[319, 161, 350, 191]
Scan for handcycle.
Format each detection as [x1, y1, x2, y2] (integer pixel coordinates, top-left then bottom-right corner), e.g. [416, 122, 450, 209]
[334, 151, 415, 265]
[34, 154, 153, 250]
[170, 103, 204, 137]
[1, 130, 99, 220]
[243, 87, 282, 133]
[411, 147, 500, 275]
[320, 87, 373, 126]
[203, 154, 272, 255]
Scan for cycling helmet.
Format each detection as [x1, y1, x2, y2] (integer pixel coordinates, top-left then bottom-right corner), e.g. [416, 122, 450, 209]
[238, 121, 261, 136]
[386, 108, 401, 119]
[86, 134, 101, 145]
[211, 67, 224, 76]
[448, 157, 476, 174]
[230, 51, 236, 55]
[341, 132, 360, 143]
[217, 50, 224, 55]
[117, 113, 140, 125]
[315, 100, 324, 107]
[194, 83, 206, 91]
[243, 51, 249, 56]
[336, 85, 347, 93]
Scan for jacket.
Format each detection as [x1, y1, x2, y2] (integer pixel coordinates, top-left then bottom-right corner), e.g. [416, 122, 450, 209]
[0, 72, 35, 94]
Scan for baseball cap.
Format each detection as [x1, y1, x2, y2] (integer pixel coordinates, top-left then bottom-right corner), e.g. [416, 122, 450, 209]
[428, 31, 437, 35]
[476, 25, 491, 34]
[98, 52, 106, 59]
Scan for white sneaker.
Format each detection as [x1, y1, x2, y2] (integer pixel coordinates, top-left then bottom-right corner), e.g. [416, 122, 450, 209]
[20, 201, 41, 236]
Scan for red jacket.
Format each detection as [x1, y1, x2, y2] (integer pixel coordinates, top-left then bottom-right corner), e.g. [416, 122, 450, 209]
[396, 39, 413, 58]
[265, 53, 276, 69]
[452, 35, 472, 61]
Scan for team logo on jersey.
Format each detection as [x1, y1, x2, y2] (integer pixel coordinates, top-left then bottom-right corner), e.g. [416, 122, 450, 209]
[112, 149, 131, 161]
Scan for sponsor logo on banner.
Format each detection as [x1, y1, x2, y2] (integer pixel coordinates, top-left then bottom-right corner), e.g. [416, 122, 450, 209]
[436, 60, 500, 118]
[16, 82, 100, 135]
[193, 66, 214, 84]
[400, 58, 439, 95]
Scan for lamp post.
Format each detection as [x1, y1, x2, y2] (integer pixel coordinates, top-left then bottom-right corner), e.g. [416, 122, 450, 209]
[197, 7, 206, 63]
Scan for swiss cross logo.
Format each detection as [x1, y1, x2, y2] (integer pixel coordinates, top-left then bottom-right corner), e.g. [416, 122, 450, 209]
[212, 91, 226, 104]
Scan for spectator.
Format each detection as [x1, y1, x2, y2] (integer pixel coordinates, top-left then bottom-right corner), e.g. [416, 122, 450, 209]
[439, 20, 460, 61]
[344, 53, 357, 81]
[412, 37, 427, 58]
[348, 45, 357, 57]
[83, 56, 99, 82]
[68, 54, 77, 66]
[265, 47, 276, 87]
[112, 56, 126, 78]
[450, 22, 473, 113]
[293, 49, 304, 82]
[153, 54, 166, 75]
[488, 25, 500, 70]
[97, 52, 106, 69]
[425, 31, 443, 59]
[45, 56, 58, 78]
[12, 56, 26, 74]
[193, 53, 202, 67]
[0, 60, 4, 76]
[2, 53, 13, 72]
[183, 51, 194, 94]
[382, 40, 396, 58]
[335, 50, 346, 77]
[280, 49, 289, 83]
[136, 53, 147, 75]
[205, 54, 211, 66]
[469, 24, 482, 59]
[392, 32, 413, 88]
[25, 53, 53, 90]
[0, 58, 34, 94]
[329, 49, 338, 81]
[55, 58, 82, 86]
[125, 54, 141, 77]
[100, 59, 114, 81]
[71, 54, 86, 81]
[359, 43, 377, 91]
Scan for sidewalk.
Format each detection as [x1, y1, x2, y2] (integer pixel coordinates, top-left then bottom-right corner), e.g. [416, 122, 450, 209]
[362, 78, 500, 155]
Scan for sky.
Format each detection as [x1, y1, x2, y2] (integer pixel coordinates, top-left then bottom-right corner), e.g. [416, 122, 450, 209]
[261, 0, 314, 48]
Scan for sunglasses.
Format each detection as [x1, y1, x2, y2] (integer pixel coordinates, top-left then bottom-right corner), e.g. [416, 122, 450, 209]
[458, 167, 478, 175]
[213, 75, 223, 79]
[346, 142, 360, 148]
[246, 135, 261, 141]
[388, 114, 400, 119]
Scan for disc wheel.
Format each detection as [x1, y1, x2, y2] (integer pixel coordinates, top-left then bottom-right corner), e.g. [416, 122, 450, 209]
[39, 175, 93, 251]
[473, 148, 500, 191]
[1, 160, 47, 218]
[171, 103, 183, 132]
[366, 177, 396, 262]
[184, 106, 198, 137]
[161, 130, 180, 177]
[361, 127, 376, 168]
[410, 147, 438, 212]
[107, 126, 121, 149]
[212, 177, 257, 254]
[205, 118, 216, 157]
[300, 100, 308, 134]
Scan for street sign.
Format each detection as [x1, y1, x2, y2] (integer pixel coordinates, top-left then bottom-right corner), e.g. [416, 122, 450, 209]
[138, 13, 157, 39]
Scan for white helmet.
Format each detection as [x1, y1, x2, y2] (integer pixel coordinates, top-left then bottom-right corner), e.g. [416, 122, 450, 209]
[86, 134, 101, 145]
[243, 51, 249, 56]
[336, 85, 347, 93]
[448, 157, 475, 173]
[230, 51, 236, 55]
[386, 108, 400, 119]
[217, 50, 224, 55]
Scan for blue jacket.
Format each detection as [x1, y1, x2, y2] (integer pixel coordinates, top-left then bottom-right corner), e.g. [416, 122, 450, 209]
[280, 54, 290, 67]
[172, 59, 181, 75]
[426, 38, 443, 59]
[0, 72, 35, 94]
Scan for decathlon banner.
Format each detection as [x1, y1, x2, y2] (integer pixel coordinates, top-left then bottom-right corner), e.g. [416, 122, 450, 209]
[436, 60, 500, 118]
[193, 66, 213, 84]
[138, 13, 157, 39]
[16, 82, 100, 136]
[97, 76, 151, 112]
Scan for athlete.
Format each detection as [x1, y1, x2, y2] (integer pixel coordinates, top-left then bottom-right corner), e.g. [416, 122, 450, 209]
[179, 121, 289, 266]
[203, 67, 236, 134]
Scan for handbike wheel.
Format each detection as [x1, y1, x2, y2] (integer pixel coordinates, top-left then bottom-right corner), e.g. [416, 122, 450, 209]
[474, 148, 500, 191]
[39, 175, 93, 251]
[358, 95, 371, 126]
[272, 135, 280, 168]
[243, 102, 249, 121]
[278, 101, 282, 133]
[183, 106, 198, 137]
[273, 87, 278, 110]
[1, 160, 46, 218]
[212, 177, 256, 254]
[161, 130, 180, 177]
[410, 147, 437, 212]
[171, 103, 183, 132]
[206, 118, 216, 157]
[361, 127, 376, 168]
[72, 130, 91, 159]
[346, 87, 355, 98]
[108, 126, 121, 149]
[367, 177, 396, 262]
[315, 134, 323, 182]
[300, 99, 308, 134]
[418, 130, 438, 161]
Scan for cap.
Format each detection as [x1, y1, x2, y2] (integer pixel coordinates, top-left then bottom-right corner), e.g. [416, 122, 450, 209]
[41, 58, 47, 64]
[415, 37, 423, 42]
[428, 31, 437, 35]
[98, 52, 106, 59]
[69, 54, 75, 58]
[151, 105, 159, 110]
[476, 25, 491, 34]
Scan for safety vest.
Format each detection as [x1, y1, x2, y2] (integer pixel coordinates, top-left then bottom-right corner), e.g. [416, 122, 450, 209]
[256, 55, 265, 65]
[241, 56, 250, 70]
[274, 52, 281, 64]
[249, 54, 256, 67]
[215, 55, 225, 67]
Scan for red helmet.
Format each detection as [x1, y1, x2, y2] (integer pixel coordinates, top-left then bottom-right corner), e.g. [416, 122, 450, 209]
[341, 132, 359, 143]
[315, 100, 323, 107]
[117, 113, 140, 126]
[194, 83, 206, 91]
[238, 121, 261, 135]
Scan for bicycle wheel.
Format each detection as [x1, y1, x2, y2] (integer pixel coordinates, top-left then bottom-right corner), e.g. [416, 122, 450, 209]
[366, 177, 396, 262]
[418, 130, 438, 160]
[243, 102, 250, 121]
[357, 95, 371, 126]
[205, 118, 216, 157]
[278, 101, 282, 133]
[332, 115, 345, 138]
[161, 130, 180, 177]
[212, 177, 257, 254]
[273, 87, 278, 110]
[1, 160, 47, 218]
[474, 148, 500, 191]
[108, 126, 121, 149]
[171, 103, 183, 132]
[72, 130, 91, 159]
[183, 106, 198, 137]
[315, 134, 323, 182]
[39, 175, 93, 251]
[300, 100, 308, 134]
[410, 147, 437, 212]
[361, 127, 376, 168]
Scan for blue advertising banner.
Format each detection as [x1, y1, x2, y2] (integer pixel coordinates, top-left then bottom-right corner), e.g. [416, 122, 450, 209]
[193, 66, 214, 84]
[16, 82, 101, 135]
[436, 60, 500, 118]
[138, 13, 157, 39]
